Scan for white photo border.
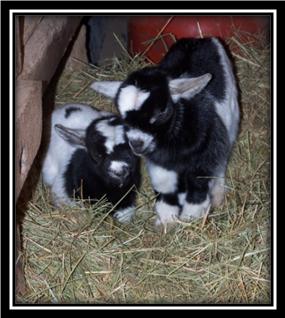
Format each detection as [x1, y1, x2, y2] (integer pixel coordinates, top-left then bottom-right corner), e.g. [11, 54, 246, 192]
[10, 9, 276, 310]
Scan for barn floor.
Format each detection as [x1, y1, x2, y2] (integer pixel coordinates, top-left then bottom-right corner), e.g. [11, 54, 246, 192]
[18, 33, 271, 304]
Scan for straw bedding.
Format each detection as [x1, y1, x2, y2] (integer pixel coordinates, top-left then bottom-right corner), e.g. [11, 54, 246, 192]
[18, 31, 271, 304]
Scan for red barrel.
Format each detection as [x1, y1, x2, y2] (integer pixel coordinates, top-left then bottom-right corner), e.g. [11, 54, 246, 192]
[128, 16, 269, 63]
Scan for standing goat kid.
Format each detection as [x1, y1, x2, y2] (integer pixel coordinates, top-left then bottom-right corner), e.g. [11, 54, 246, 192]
[91, 38, 240, 227]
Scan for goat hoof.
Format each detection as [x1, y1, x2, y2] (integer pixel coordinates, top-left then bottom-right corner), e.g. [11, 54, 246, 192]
[154, 217, 177, 233]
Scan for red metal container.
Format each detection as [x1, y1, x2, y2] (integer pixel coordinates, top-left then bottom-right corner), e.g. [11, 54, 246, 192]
[128, 16, 270, 63]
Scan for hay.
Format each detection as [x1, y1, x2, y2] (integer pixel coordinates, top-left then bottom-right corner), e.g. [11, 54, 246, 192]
[19, 31, 271, 304]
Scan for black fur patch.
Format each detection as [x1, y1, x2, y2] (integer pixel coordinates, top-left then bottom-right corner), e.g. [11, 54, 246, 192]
[108, 116, 123, 126]
[64, 149, 141, 211]
[65, 106, 82, 118]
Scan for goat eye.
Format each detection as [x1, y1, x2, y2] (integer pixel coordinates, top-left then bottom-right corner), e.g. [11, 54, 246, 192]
[92, 153, 103, 163]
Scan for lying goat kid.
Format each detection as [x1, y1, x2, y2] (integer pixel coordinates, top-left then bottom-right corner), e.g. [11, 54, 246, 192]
[42, 104, 141, 223]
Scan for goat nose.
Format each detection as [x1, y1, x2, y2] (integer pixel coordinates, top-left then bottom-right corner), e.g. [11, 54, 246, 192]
[129, 139, 144, 150]
[114, 166, 129, 179]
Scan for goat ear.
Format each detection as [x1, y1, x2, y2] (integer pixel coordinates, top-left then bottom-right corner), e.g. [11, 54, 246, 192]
[90, 81, 122, 99]
[55, 124, 86, 147]
[169, 73, 212, 101]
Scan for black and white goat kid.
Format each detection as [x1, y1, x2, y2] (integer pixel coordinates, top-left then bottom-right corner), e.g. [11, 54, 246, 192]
[42, 104, 141, 223]
[91, 38, 240, 227]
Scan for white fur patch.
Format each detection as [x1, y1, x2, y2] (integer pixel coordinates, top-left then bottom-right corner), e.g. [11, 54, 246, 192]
[96, 119, 125, 154]
[118, 85, 150, 118]
[208, 165, 227, 207]
[52, 103, 105, 130]
[126, 129, 155, 154]
[42, 152, 59, 187]
[179, 196, 210, 221]
[110, 161, 128, 174]
[49, 174, 75, 207]
[178, 192, 186, 206]
[113, 206, 135, 223]
[211, 38, 240, 145]
[147, 162, 178, 194]
[210, 179, 225, 208]
[154, 201, 179, 226]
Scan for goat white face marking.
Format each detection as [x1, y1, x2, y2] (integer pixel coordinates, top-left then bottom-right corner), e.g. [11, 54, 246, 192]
[154, 201, 179, 227]
[113, 206, 135, 223]
[179, 196, 211, 221]
[117, 85, 150, 118]
[96, 120, 125, 154]
[147, 162, 178, 194]
[126, 129, 155, 154]
[110, 161, 128, 174]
